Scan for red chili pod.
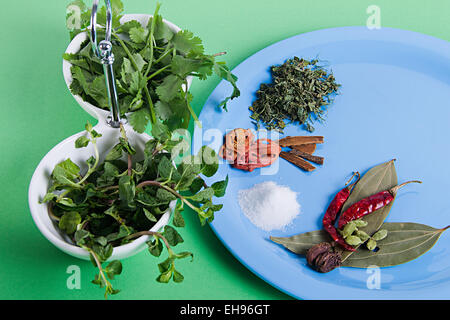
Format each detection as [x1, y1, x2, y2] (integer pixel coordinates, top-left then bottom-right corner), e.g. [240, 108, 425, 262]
[337, 180, 422, 229]
[322, 172, 360, 252]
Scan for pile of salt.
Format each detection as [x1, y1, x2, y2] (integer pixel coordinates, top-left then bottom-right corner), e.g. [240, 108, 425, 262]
[238, 181, 301, 231]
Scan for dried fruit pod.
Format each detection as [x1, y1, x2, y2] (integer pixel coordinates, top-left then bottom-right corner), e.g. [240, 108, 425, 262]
[372, 229, 388, 241]
[314, 251, 342, 273]
[306, 242, 342, 273]
[306, 242, 331, 266]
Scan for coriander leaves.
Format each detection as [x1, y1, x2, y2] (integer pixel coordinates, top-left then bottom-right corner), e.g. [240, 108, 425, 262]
[65, 0, 240, 133]
[43, 121, 228, 298]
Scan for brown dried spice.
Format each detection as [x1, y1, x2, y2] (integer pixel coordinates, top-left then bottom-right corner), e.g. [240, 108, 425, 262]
[306, 242, 342, 273]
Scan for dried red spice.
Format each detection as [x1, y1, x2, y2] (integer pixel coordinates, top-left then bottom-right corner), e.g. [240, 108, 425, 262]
[337, 180, 422, 229]
[220, 129, 281, 172]
[322, 172, 360, 251]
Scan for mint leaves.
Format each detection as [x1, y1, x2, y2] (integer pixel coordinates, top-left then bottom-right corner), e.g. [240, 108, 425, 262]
[65, 0, 240, 133]
[43, 122, 228, 298]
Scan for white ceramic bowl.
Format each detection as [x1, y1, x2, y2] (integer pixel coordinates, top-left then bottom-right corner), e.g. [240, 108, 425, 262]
[62, 13, 192, 123]
[28, 122, 175, 261]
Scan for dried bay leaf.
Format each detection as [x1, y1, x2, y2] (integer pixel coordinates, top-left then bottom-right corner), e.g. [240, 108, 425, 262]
[270, 223, 449, 268]
[342, 223, 449, 267]
[270, 230, 329, 255]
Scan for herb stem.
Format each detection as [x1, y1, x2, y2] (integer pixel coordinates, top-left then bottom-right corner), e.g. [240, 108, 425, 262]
[47, 202, 60, 222]
[147, 65, 170, 81]
[124, 230, 171, 250]
[85, 246, 112, 299]
[77, 139, 99, 185]
[143, 3, 160, 79]
[183, 79, 201, 128]
[153, 46, 174, 65]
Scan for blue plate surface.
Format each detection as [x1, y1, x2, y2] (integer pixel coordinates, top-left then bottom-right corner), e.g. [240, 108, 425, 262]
[192, 27, 450, 299]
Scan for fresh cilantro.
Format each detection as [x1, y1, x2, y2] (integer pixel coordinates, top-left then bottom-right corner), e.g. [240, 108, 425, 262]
[64, 0, 240, 133]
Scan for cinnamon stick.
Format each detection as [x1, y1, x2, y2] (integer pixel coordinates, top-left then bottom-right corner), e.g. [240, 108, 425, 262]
[278, 136, 324, 147]
[280, 152, 316, 172]
[291, 143, 316, 155]
[290, 149, 324, 165]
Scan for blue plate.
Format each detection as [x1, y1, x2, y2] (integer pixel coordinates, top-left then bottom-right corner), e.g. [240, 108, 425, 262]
[192, 27, 450, 299]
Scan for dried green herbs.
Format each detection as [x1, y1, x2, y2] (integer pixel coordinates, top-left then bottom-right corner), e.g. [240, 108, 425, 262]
[249, 57, 340, 132]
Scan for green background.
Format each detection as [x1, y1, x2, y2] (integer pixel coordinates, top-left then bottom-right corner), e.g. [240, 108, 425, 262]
[1, 0, 448, 300]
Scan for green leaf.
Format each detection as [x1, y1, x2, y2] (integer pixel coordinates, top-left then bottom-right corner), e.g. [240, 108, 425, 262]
[157, 156, 175, 180]
[155, 75, 183, 102]
[342, 223, 449, 267]
[176, 161, 201, 191]
[198, 146, 219, 177]
[58, 211, 81, 235]
[172, 269, 184, 283]
[156, 270, 172, 283]
[189, 177, 205, 194]
[129, 27, 149, 44]
[151, 121, 171, 142]
[162, 225, 184, 246]
[52, 159, 80, 186]
[270, 230, 330, 256]
[55, 159, 80, 179]
[143, 208, 157, 222]
[105, 143, 123, 161]
[97, 162, 119, 186]
[190, 187, 214, 202]
[92, 243, 114, 263]
[128, 108, 150, 133]
[74, 229, 91, 245]
[156, 188, 177, 202]
[211, 175, 228, 197]
[148, 238, 163, 257]
[105, 260, 122, 280]
[172, 202, 185, 227]
[150, 14, 174, 40]
[118, 175, 135, 207]
[171, 30, 204, 56]
[116, 20, 142, 34]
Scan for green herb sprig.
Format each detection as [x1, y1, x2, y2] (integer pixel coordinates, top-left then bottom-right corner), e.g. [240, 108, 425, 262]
[65, 0, 240, 132]
[42, 121, 228, 298]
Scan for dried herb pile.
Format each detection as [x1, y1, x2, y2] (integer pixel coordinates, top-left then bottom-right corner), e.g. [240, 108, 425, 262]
[249, 57, 340, 132]
[42, 121, 228, 298]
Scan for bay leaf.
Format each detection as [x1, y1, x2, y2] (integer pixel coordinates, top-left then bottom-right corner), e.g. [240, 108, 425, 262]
[340, 159, 398, 261]
[270, 230, 329, 256]
[342, 222, 449, 267]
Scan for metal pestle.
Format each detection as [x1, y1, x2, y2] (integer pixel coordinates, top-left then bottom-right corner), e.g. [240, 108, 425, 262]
[90, 0, 122, 128]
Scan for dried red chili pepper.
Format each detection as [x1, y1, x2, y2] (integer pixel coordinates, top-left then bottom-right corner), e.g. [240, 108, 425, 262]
[337, 180, 422, 229]
[322, 172, 360, 252]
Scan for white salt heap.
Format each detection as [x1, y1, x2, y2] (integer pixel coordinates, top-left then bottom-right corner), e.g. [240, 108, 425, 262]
[238, 181, 301, 231]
